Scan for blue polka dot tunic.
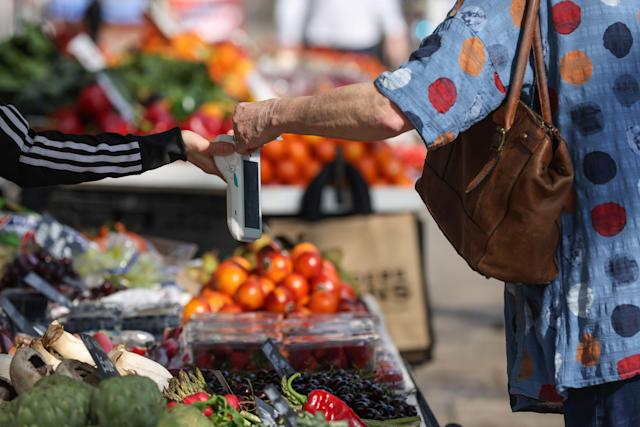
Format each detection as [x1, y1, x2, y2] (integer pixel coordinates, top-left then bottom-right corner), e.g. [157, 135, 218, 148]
[375, 0, 640, 412]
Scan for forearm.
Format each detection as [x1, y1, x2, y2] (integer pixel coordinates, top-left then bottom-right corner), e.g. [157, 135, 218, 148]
[272, 82, 412, 141]
[0, 104, 186, 187]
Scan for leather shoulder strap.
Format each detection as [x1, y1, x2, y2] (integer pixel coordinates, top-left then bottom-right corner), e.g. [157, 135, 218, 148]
[495, 0, 548, 129]
[533, 22, 552, 123]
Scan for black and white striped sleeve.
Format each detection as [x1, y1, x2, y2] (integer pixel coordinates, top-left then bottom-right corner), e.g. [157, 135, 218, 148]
[0, 104, 186, 187]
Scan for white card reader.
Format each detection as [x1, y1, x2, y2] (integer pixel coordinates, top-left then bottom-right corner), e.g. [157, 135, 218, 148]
[214, 135, 262, 242]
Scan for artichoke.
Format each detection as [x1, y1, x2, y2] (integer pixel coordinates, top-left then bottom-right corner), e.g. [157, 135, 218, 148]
[91, 375, 164, 427]
[14, 375, 93, 427]
[0, 400, 16, 427]
[157, 404, 211, 427]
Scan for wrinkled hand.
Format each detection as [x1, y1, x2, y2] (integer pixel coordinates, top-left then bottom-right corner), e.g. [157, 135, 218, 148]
[181, 130, 234, 178]
[232, 100, 281, 154]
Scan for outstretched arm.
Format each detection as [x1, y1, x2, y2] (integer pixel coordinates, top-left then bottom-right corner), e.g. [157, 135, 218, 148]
[0, 104, 233, 187]
[232, 82, 413, 154]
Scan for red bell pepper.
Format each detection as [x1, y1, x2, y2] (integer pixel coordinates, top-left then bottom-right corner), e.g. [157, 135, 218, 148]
[303, 390, 367, 427]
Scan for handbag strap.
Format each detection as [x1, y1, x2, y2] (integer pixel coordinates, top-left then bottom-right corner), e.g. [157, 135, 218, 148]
[495, 0, 553, 129]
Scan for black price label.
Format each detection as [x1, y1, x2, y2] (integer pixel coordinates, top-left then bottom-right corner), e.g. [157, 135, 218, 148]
[0, 296, 40, 336]
[255, 397, 279, 427]
[34, 215, 91, 260]
[261, 338, 295, 379]
[80, 334, 119, 378]
[23, 272, 72, 308]
[265, 385, 298, 427]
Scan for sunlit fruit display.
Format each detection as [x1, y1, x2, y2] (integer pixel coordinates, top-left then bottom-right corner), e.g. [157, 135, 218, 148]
[182, 241, 360, 320]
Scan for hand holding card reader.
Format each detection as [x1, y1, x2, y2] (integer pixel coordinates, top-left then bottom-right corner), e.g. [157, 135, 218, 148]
[214, 135, 262, 242]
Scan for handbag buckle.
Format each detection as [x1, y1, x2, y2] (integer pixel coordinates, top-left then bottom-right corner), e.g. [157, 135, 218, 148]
[492, 127, 507, 152]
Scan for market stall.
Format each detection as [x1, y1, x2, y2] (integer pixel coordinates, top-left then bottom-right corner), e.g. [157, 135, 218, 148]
[0, 5, 440, 426]
[0, 203, 440, 426]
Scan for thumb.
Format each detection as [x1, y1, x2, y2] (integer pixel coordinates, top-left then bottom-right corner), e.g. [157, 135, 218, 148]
[206, 141, 235, 156]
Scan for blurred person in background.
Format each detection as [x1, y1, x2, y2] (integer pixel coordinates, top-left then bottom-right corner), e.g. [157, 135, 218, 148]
[275, 0, 410, 69]
[0, 104, 233, 187]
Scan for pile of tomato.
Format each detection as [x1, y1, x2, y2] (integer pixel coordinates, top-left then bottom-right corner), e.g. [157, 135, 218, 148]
[260, 134, 419, 187]
[182, 242, 361, 322]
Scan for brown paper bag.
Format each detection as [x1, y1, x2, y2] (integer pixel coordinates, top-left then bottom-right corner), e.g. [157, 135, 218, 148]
[269, 213, 432, 360]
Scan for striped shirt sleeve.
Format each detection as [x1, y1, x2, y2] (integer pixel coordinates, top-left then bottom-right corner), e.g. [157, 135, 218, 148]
[0, 104, 186, 187]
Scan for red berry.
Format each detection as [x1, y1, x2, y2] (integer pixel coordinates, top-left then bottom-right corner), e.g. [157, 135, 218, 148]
[224, 394, 240, 410]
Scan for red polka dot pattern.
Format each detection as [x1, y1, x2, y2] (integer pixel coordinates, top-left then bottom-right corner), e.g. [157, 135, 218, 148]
[591, 202, 627, 236]
[539, 384, 564, 402]
[428, 78, 457, 113]
[494, 72, 506, 94]
[552, 1, 581, 35]
[617, 354, 640, 380]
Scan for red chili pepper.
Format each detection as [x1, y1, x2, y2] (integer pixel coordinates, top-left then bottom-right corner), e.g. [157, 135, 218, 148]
[303, 390, 366, 427]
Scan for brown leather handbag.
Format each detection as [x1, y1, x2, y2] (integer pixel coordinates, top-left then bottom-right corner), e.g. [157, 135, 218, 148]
[415, 0, 574, 284]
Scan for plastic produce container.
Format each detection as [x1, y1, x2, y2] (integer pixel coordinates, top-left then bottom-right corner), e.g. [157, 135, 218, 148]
[121, 304, 181, 338]
[59, 303, 122, 333]
[184, 313, 283, 371]
[283, 314, 380, 371]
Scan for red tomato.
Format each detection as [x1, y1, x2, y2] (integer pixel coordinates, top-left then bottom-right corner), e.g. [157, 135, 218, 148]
[303, 159, 322, 184]
[264, 287, 296, 314]
[99, 111, 131, 134]
[53, 106, 83, 133]
[281, 273, 310, 303]
[221, 117, 233, 134]
[310, 274, 340, 295]
[234, 278, 265, 311]
[262, 138, 286, 161]
[77, 84, 111, 120]
[275, 158, 301, 185]
[286, 139, 311, 165]
[182, 112, 222, 140]
[353, 155, 378, 185]
[182, 297, 211, 323]
[261, 158, 274, 184]
[308, 290, 339, 314]
[339, 282, 357, 302]
[258, 249, 292, 284]
[220, 303, 243, 313]
[257, 276, 275, 296]
[144, 100, 173, 124]
[93, 331, 113, 354]
[342, 141, 366, 163]
[294, 252, 322, 279]
[321, 260, 340, 283]
[312, 141, 336, 163]
[291, 242, 320, 262]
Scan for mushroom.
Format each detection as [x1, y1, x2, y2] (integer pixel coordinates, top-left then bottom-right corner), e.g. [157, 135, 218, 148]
[30, 339, 61, 370]
[55, 359, 100, 386]
[0, 379, 16, 404]
[10, 347, 53, 394]
[0, 354, 12, 384]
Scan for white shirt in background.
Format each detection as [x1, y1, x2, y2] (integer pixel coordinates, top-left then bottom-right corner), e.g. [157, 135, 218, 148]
[276, 0, 407, 50]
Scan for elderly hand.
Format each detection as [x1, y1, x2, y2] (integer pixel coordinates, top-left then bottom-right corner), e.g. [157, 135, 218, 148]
[231, 100, 282, 154]
[181, 130, 235, 178]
